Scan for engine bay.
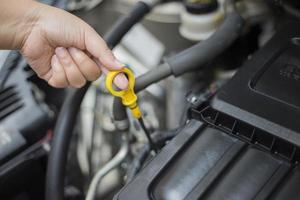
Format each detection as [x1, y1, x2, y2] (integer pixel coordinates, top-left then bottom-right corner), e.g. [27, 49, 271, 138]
[117, 20, 300, 199]
[1, 0, 300, 200]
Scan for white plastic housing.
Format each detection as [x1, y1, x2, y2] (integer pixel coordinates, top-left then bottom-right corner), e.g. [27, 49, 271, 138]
[179, 5, 224, 41]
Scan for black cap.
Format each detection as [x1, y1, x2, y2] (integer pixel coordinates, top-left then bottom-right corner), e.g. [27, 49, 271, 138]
[184, 0, 219, 14]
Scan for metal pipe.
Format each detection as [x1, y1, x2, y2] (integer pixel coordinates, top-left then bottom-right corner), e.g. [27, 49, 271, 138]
[85, 135, 129, 200]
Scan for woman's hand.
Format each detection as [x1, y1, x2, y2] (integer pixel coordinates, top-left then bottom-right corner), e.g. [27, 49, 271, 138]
[0, 0, 128, 89]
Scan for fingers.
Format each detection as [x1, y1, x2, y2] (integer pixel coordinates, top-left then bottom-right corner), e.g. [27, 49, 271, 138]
[85, 27, 123, 70]
[83, 28, 129, 89]
[55, 47, 86, 88]
[95, 59, 129, 90]
[49, 55, 69, 88]
[68, 47, 101, 81]
[113, 74, 129, 90]
[49, 46, 128, 89]
[51, 47, 103, 88]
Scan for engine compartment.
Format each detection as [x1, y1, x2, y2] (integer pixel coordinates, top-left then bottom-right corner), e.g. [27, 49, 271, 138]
[116, 20, 300, 200]
[1, 0, 300, 200]
[0, 53, 63, 199]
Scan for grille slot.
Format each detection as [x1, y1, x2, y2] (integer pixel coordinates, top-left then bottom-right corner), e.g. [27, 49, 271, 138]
[0, 86, 23, 120]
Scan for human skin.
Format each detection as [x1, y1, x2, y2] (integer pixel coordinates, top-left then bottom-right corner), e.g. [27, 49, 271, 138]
[0, 0, 128, 89]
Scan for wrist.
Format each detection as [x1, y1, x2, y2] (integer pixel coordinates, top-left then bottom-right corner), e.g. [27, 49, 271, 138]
[0, 0, 41, 49]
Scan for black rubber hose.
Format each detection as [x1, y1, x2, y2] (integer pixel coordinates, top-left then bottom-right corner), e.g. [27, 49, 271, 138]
[45, 86, 89, 200]
[45, 2, 156, 200]
[135, 63, 172, 92]
[135, 0, 243, 89]
[166, 12, 244, 76]
[113, 97, 128, 121]
[105, 1, 151, 48]
[113, 0, 244, 121]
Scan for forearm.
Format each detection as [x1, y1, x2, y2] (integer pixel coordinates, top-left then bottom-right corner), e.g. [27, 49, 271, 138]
[0, 0, 40, 49]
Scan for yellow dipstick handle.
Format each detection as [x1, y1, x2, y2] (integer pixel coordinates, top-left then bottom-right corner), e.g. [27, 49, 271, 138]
[105, 68, 142, 119]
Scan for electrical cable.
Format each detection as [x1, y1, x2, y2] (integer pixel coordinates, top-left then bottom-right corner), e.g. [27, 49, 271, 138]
[45, 1, 159, 200]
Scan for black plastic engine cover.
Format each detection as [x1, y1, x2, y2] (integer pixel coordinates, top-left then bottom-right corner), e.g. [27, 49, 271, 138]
[115, 20, 300, 200]
[212, 20, 300, 147]
[0, 53, 54, 198]
[0, 54, 52, 165]
[115, 120, 299, 200]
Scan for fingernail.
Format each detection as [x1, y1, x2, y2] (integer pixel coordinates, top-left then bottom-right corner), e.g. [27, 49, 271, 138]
[114, 74, 129, 90]
[55, 47, 66, 58]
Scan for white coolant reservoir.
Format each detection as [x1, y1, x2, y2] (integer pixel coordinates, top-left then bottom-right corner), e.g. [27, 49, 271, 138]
[180, 0, 224, 41]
